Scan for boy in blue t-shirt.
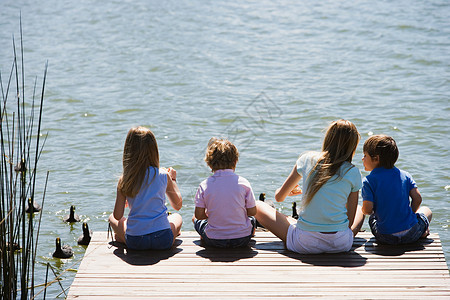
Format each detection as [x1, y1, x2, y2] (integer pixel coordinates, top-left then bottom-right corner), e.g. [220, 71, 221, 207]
[361, 135, 432, 244]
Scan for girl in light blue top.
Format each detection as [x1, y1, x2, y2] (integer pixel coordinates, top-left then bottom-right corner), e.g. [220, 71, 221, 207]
[109, 126, 183, 250]
[255, 120, 363, 254]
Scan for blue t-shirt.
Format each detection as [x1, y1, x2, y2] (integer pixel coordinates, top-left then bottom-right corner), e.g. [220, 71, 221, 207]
[362, 167, 418, 234]
[125, 167, 171, 236]
[296, 152, 362, 232]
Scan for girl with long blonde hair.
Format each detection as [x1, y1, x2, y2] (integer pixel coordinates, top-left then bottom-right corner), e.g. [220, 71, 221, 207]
[255, 120, 363, 254]
[109, 126, 182, 250]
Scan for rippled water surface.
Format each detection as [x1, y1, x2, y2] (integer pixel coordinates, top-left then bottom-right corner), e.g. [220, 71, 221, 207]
[1, 0, 449, 297]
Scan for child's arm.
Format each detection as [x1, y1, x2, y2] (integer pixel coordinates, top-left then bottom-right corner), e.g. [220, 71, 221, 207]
[346, 191, 359, 228]
[246, 206, 257, 216]
[410, 187, 422, 213]
[166, 168, 182, 211]
[194, 207, 208, 220]
[361, 200, 373, 215]
[113, 186, 126, 221]
[275, 165, 302, 202]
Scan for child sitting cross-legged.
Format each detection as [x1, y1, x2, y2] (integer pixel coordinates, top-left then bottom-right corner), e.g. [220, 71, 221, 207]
[192, 138, 257, 248]
[360, 135, 432, 244]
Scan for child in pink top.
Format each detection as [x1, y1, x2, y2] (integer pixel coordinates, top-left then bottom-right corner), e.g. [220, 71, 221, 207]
[193, 138, 257, 248]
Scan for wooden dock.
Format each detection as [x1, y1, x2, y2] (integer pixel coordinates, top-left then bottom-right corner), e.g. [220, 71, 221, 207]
[67, 231, 450, 299]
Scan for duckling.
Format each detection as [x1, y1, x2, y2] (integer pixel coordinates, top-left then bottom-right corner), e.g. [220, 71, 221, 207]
[63, 205, 80, 223]
[77, 222, 92, 246]
[292, 202, 299, 219]
[52, 237, 73, 259]
[26, 198, 41, 214]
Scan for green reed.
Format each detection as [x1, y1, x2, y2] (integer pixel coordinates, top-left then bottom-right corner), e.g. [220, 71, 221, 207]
[0, 17, 50, 299]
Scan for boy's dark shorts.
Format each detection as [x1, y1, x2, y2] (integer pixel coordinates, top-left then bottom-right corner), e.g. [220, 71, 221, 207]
[194, 217, 256, 248]
[369, 213, 429, 245]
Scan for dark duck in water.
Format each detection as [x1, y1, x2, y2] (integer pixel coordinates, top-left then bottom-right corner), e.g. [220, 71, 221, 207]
[78, 222, 92, 245]
[26, 198, 41, 214]
[52, 237, 73, 259]
[63, 205, 80, 223]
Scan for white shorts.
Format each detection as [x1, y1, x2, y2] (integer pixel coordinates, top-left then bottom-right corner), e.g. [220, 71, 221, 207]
[286, 225, 353, 254]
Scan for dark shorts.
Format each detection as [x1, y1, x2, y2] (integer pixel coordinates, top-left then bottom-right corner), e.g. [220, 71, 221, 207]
[369, 213, 429, 245]
[194, 217, 256, 248]
[125, 228, 174, 250]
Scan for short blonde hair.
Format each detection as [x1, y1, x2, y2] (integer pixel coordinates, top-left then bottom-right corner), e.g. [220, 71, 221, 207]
[204, 138, 239, 171]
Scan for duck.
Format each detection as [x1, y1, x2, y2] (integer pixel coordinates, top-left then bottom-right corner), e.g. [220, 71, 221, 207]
[259, 192, 275, 208]
[63, 205, 80, 223]
[26, 198, 41, 214]
[52, 237, 73, 258]
[77, 222, 92, 246]
[292, 202, 299, 219]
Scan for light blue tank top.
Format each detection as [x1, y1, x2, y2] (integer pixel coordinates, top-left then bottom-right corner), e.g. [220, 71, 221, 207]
[125, 167, 170, 236]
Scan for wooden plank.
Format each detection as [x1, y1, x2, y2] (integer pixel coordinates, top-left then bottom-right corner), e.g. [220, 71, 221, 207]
[67, 231, 450, 299]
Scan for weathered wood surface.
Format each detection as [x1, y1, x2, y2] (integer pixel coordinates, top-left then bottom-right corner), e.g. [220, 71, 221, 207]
[67, 231, 450, 299]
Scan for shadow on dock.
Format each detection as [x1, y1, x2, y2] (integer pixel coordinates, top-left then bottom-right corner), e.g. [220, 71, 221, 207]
[109, 239, 183, 265]
[254, 237, 368, 268]
[363, 236, 434, 256]
[194, 239, 258, 262]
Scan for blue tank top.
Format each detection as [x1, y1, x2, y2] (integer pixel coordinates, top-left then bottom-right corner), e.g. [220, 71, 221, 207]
[125, 167, 170, 236]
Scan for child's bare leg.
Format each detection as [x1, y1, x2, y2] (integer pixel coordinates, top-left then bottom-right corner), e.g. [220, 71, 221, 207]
[255, 200, 291, 244]
[168, 213, 183, 243]
[351, 205, 365, 237]
[108, 213, 127, 244]
[417, 206, 432, 237]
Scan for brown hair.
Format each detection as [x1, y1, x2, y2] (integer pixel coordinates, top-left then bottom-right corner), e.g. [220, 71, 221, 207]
[303, 120, 360, 207]
[204, 138, 239, 172]
[363, 135, 398, 169]
[118, 126, 160, 198]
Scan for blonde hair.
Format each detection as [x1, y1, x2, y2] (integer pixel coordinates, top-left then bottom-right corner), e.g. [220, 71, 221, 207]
[303, 119, 360, 207]
[204, 138, 239, 172]
[118, 126, 159, 198]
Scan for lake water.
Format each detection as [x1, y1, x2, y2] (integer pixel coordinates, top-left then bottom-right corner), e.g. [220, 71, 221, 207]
[1, 0, 449, 298]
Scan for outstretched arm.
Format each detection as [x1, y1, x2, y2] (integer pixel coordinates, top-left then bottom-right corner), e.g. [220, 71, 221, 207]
[274, 165, 302, 202]
[166, 168, 182, 211]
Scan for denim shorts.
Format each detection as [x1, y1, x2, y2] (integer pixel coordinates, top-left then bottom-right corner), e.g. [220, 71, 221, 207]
[194, 217, 255, 248]
[125, 228, 174, 250]
[369, 213, 429, 245]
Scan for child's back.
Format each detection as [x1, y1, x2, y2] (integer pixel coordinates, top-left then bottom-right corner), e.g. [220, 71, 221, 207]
[362, 167, 418, 234]
[361, 135, 432, 244]
[196, 169, 255, 239]
[193, 138, 256, 248]
[126, 166, 171, 236]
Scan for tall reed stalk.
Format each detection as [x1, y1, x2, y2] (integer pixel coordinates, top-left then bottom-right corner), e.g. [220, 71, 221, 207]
[0, 17, 49, 299]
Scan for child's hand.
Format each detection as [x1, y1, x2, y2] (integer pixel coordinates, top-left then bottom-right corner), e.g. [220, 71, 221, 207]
[167, 167, 177, 182]
[288, 185, 302, 196]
